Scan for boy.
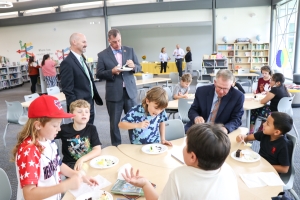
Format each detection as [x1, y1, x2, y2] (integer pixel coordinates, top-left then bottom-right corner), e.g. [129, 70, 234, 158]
[122, 123, 240, 199]
[173, 73, 192, 100]
[55, 99, 102, 170]
[236, 112, 293, 173]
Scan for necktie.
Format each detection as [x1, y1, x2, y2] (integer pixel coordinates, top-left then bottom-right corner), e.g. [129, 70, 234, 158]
[113, 49, 122, 55]
[80, 56, 94, 97]
[210, 97, 221, 123]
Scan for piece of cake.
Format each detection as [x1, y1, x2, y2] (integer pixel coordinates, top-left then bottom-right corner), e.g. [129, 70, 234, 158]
[235, 149, 242, 158]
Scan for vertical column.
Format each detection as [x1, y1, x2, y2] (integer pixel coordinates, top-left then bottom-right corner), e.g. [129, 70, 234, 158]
[104, 0, 109, 47]
[269, 2, 276, 68]
[212, 0, 216, 52]
[294, 0, 300, 73]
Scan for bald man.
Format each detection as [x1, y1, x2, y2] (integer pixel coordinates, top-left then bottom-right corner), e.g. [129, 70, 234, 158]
[60, 33, 103, 124]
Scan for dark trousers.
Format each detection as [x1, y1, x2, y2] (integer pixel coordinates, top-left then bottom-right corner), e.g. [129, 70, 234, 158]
[67, 99, 95, 124]
[29, 75, 39, 93]
[175, 58, 183, 77]
[106, 89, 136, 146]
[160, 62, 167, 73]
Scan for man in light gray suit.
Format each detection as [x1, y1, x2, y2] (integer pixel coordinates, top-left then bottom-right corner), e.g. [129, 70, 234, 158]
[96, 29, 141, 146]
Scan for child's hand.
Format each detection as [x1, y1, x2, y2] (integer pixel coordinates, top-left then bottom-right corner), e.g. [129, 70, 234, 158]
[122, 168, 148, 188]
[162, 139, 172, 146]
[178, 92, 182, 96]
[236, 134, 245, 143]
[183, 94, 189, 99]
[138, 120, 150, 129]
[74, 158, 84, 171]
[67, 173, 83, 190]
[82, 175, 98, 186]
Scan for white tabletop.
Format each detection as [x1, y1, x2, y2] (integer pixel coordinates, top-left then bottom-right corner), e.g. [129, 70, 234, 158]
[135, 77, 171, 86]
[21, 92, 66, 108]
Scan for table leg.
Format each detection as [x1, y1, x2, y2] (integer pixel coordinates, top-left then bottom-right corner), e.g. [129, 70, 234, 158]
[166, 80, 168, 87]
[246, 110, 250, 130]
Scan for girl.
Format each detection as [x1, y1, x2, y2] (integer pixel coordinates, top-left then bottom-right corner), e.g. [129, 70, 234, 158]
[119, 87, 172, 145]
[12, 95, 97, 200]
[159, 47, 170, 73]
[184, 46, 192, 74]
[255, 65, 272, 94]
[41, 54, 57, 88]
[28, 56, 40, 93]
[250, 73, 290, 134]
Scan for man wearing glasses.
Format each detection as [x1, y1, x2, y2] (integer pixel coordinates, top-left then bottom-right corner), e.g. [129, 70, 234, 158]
[185, 69, 244, 133]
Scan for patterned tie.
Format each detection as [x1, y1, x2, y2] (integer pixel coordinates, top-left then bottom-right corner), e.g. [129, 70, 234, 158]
[210, 97, 221, 123]
[80, 56, 94, 97]
[113, 49, 122, 55]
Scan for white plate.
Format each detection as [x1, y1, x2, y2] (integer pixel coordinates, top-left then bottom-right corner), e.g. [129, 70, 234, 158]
[231, 150, 260, 163]
[141, 144, 168, 155]
[76, 190, 113, 200]
[90, 155, 119, 169]
[117, 66, 132, 71]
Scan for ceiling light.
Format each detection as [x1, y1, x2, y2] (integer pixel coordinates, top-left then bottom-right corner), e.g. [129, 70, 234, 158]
[0, 1, 13, 8]
[0, 11, 18, 19]
[61, 1, 102, 12]
[23, 7, 56, 16]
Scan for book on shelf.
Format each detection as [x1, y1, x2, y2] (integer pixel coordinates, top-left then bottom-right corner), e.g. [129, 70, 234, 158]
[111, 179, 144, 196]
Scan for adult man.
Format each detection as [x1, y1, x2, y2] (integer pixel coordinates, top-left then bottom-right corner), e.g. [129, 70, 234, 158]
[96, 29, 141, 146]
[60, 33, 103, 124]
[185, 69, 244, 133]
[173, 44, 185, 77]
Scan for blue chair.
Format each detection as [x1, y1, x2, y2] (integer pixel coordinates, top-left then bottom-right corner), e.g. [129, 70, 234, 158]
[0, 168, 12, 200]
[165, 119, 185, 141]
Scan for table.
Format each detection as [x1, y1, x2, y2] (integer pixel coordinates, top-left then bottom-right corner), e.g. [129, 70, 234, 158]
[62, 146, 172, 200]
[135, 77, 171, 87]
[141, 62, 186, 74]
[21, 92, 66, 108]
[118, 127, 282, 200]
[209, 73, 259, 84]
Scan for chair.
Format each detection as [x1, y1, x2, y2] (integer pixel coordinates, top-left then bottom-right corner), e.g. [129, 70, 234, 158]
[3, 101, 28, 147]
[162, 72, 179, 92]
[0, 168, 12, 200]
[165, 119, 185, 140]
[279, 133, 300, 200]
[24, 93, 39, 102]
[195, 81, 211, 92]
[178, 98, 193, 124]
[236, 69, 252, 92]
[163, 87, 177, 119]
[134, 76, 146, 101]
[47, 86, 60, 95]
[141, 73, 154, 90]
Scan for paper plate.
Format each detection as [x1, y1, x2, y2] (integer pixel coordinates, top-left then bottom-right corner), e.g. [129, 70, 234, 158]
[76, 190, 113, 200]
[117, 67, 132, 71]
[141, 144, 168, 155]
[90, 155, 119, 169]
[231, 150, 260, 163]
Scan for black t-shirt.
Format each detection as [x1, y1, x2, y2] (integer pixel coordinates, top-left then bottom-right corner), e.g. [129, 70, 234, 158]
[185, 51, 192, 62]
[55, 123, 102, 164]
[254, 131, 292, 166]
[269, 85, 289, 111]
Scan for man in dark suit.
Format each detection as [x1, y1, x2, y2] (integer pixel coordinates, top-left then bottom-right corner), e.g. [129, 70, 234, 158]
[60, 33, 103, 124]
[185, 69, 244, 133]
[96, 29, 141, 146]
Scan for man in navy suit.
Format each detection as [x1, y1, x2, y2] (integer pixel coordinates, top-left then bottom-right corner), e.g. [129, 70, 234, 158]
[60, 33, 103, 124]
[185, 69, 244, 133]
[97, 29, 141, 146]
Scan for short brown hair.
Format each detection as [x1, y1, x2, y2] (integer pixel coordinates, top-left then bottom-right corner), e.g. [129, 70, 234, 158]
[108, 28, 121, 39]
[142, 87, 168, 114]
[186, 46, 191, 52]
[181, 73, 192, 83]
[161, 47, 165, 53]
[69, 99, 90, 113]
[186, 123, 231, 170]
[261, 65, 272, 75]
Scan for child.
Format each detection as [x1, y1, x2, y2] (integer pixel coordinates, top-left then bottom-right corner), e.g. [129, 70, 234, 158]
[12, 95, 97, 200]
[122, 123, 240, 199]
[173, 73, 192, 100]
[119, 86, 172, 145]
[255, 65, 272, 94]
[237, 112, 293, 173]
[55, 100, 102, 171]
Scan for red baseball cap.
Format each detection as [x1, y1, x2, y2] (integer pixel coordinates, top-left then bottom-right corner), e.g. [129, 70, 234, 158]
[28, 95, 75, 118]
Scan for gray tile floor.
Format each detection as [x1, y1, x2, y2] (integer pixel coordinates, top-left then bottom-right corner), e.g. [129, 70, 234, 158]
[0, 78, 299, 200]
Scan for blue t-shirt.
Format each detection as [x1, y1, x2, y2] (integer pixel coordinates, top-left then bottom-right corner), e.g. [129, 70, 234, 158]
[121, 104, 168, 144]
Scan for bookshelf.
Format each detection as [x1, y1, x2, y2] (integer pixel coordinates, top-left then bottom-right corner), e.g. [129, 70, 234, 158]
[217, 43, 269, 71]
[21, 65, 29, 83]
[0, 65, 24, 90]
[202, 58, 228, 81]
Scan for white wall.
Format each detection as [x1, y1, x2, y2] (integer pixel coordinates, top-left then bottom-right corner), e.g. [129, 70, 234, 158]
[216, 6, 271, 43]
[120, 26, 212, 70]
[0, 17, 106, 64]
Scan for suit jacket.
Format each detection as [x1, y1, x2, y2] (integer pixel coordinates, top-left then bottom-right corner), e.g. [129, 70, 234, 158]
[96, 46, 141, 102]
[185, 84, 244, 133]
[60, 52, 103, 107]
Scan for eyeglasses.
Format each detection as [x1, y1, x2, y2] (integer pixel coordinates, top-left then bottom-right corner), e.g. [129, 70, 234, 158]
[123, 194, 141, 200]
[215, 85, 230, 92]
